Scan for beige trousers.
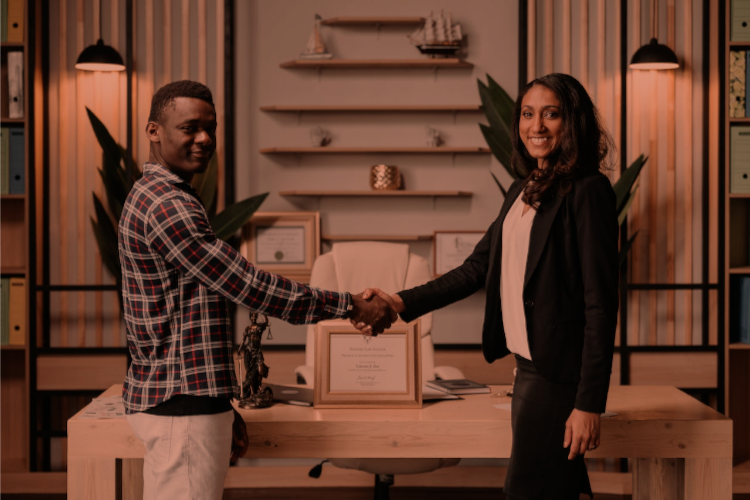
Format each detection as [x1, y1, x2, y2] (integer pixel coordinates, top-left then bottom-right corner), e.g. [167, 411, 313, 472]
[126, 410, 233, 500]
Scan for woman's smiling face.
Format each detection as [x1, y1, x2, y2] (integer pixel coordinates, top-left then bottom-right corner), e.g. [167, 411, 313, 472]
[519, 84, 563, 169]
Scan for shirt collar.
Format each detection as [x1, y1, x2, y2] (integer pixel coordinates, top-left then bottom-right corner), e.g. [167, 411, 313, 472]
[143, 162, 201, 199]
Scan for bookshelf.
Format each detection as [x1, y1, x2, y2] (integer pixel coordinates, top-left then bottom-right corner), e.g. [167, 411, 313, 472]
[260, 146, 490, 155]
[279, 59, 474, 69]
[725, 0, 750, 491]
[1, 0, 31, 474]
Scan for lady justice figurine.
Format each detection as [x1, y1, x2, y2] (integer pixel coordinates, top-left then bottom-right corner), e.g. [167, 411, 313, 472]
[238, 312, 274, 409]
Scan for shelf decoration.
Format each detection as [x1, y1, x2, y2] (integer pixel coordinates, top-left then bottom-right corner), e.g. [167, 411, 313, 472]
[370, 165, 402, 191]
[309, 125, 331, 147]
[425, 126, 442, 147]
[407, 10, 463, 57]
[300, 14, 332, 60]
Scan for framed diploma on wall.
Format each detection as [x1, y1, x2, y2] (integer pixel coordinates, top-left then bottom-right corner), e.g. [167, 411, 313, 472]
[313, 319, 422, 409]
[433, 231, 486, 277]
[241, 212, 320, 283]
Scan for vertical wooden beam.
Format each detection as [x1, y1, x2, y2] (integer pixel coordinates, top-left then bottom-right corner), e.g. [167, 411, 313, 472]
[544, 0, 554, 75]
[709, 0, 719, 347]
[665, 0, 676, 345]
[216, 0, 225, 211]
[94, 70, 103, 348]
[580, 0, 589, 89]
[198, 0, 206, 84]
[111, 0, 122, 347]
[181, 0, 189, 80]
[528, 0, 536, 81]
[613, 0, 621, 182]
[649, 69, 658, 346]
[630, 0, 641, 347]
[76, 0, 86, 347]
[683, 0, 694, 345]
[59, 0, 69, 346]
[596, 0, 606, 120]
[562, 0, 571, 74]
[163, 0, 172, 86]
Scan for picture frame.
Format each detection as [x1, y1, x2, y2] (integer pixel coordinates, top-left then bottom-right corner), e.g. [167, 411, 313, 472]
[241, 212, 320, 283]
[433, 230, 486, 278]
[313, 319, 421, 409]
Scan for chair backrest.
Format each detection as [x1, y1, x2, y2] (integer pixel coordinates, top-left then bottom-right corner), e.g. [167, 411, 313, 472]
[305, 242, 435, 381]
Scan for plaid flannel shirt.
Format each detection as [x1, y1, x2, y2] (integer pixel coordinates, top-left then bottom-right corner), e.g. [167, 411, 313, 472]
[120, 163, 351, 414]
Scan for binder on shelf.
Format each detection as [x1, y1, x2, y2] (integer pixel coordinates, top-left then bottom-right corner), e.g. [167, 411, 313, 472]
[730, 127, 750, 193]
[730, 275, 750, 344]
[1, 127, 9, 195]
[5, 0, 23, 43]
[8, 128, 23, 194]
[7, 50, 24, 119]
[746, 51, 750, 117]
[8, 277, 25, 346]
[1, 0, 7, 42]
[731, 51, 746, 118]
[1, 277, 9, 346]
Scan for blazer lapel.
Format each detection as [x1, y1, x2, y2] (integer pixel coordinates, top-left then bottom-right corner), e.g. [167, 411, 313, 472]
[524, 193, 564, 289]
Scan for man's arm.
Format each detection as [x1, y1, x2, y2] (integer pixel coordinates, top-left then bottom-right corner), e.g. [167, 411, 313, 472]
[147, 195, 393, 329]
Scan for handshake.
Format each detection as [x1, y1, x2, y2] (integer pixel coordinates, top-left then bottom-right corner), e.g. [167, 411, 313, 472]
[348, 288, 405, 336]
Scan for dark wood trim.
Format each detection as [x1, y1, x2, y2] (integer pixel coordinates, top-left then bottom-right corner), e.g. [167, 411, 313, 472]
[224, 0, 235, 206]
[518, 0, 527, 89]
[716, 0, 726, 414]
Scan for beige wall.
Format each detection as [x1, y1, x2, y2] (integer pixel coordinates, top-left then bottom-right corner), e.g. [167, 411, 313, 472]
[234, 0, 519, 345]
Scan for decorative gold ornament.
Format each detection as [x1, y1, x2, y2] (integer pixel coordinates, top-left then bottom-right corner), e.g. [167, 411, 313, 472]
[369, 165, 402, 191]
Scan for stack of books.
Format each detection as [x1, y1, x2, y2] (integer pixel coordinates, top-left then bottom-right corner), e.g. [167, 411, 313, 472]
[426, 379, 490, 395]
[1, 277, 26, 346]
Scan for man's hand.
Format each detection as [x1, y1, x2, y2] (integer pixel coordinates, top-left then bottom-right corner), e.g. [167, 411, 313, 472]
[349, 292, 397, 335]
[563, 408, 600, 460]
[350, 288, 405, 334]
[230, 408, 248, 465]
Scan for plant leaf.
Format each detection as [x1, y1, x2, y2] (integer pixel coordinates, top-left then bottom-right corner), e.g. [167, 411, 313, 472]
[489, 170, 507, 197]
[619, 231, 639, 268]
[86, 107, 122, 173]
[210, 193, 270, 241]
[617, 181, 639, 226]
[192, 153, 218, 214]
[91, 194, 121, 283]
[613, 154, 647, 214]
[486, 74, 515, 128]
[479, 123, 515, 177]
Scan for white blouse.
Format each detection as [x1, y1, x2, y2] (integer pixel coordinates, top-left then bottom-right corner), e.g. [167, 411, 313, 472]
[500, 193, 536, 361]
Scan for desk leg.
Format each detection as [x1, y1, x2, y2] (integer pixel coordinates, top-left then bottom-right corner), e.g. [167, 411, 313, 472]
[684, 458, 732, 500]
[122, 458, 144, 500]
[68, 457, 119, 500]
[633, 458, 685, 500]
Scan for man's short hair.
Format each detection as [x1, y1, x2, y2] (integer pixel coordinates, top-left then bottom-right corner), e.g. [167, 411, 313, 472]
[148, 80, 214, 124]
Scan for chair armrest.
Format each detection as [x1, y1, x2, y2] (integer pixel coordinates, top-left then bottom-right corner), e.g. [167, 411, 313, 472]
[434, 365, 465, 380]
[294, 365, 315, 386]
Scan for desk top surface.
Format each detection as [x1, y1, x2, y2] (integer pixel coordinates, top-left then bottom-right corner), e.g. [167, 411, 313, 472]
[84, 384, 728, 424]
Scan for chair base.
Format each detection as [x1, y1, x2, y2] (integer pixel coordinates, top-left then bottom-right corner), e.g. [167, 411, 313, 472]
[374, 474, 394, 500]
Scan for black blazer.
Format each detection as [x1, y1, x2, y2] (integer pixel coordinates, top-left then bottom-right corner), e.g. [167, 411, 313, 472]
[400, 172, 619, 413]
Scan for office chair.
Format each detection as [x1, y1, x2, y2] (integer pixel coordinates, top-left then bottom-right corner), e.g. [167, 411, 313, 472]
[295, 242, 463, 500]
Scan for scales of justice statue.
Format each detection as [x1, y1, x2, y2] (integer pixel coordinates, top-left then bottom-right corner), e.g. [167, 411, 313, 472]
[238, 312, 274, 409]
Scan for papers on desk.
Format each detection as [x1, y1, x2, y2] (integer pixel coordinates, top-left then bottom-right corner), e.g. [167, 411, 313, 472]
[423, 385, 461, 401]
[77, 395, 126, 419]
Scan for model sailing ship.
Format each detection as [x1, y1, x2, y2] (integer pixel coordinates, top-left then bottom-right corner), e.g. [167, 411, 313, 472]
[407, 11, 463, 57]
[299, 14, 333, 60]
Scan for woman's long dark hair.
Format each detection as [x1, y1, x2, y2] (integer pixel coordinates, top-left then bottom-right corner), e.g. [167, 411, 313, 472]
[511, 73, 614, 208]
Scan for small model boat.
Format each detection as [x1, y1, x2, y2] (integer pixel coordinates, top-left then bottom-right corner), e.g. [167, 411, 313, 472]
[407, 11, 463, 57]
[300, 14, 333, 60]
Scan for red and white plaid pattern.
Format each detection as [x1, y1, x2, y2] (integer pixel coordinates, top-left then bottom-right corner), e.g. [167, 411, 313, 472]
[120, 163, 350, 413]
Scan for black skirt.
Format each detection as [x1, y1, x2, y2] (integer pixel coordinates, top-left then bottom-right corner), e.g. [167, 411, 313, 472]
[504, 355, 593, 500]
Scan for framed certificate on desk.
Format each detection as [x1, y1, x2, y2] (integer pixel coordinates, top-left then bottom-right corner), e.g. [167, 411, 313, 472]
[314, 320, 421, 409]
[241, 212, 320, 283]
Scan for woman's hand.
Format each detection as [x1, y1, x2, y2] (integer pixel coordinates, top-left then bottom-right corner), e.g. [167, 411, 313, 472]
[563, 408, 600, 460]
[230, 408, 248, 465]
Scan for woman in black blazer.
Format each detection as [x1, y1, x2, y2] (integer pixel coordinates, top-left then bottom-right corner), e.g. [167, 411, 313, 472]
[357, 73, 619, 499]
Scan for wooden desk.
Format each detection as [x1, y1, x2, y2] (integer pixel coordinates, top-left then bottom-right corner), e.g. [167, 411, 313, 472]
[67, 385, 731, 500]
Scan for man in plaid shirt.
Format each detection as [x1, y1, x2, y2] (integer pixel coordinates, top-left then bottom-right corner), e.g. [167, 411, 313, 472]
[120, 81, 395, 500]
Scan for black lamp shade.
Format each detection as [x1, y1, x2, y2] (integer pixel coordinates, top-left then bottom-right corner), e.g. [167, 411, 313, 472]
[629, 38, 679, 70]
[75, 39, 126, 72]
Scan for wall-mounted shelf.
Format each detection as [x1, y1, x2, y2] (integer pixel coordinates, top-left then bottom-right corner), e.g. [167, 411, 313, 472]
[730, 343, 750, 350]
[321, 16, 424, 26]
[280, 190, 472, 197]
[0, 266, 26, 274]
[260, 146, 490, 154]
[1, 118, 24, 124]
[1, 42, 24, 48]
[260, 105, 482, 113]
[730, 117, 750, 123]
[729, 267, 750, 274]
[1, 345, 26, 351]
[1, 195, 26, 201]
[280, 59, 473, 69]
[322, 234, 434, 242]
[729, 193, 750, 198]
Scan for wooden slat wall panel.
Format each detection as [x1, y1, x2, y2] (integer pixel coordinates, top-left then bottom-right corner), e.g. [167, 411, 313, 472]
[527, 0, 711, 355]
[544, 0, 553, 76]
[45, 0, 225, 347]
